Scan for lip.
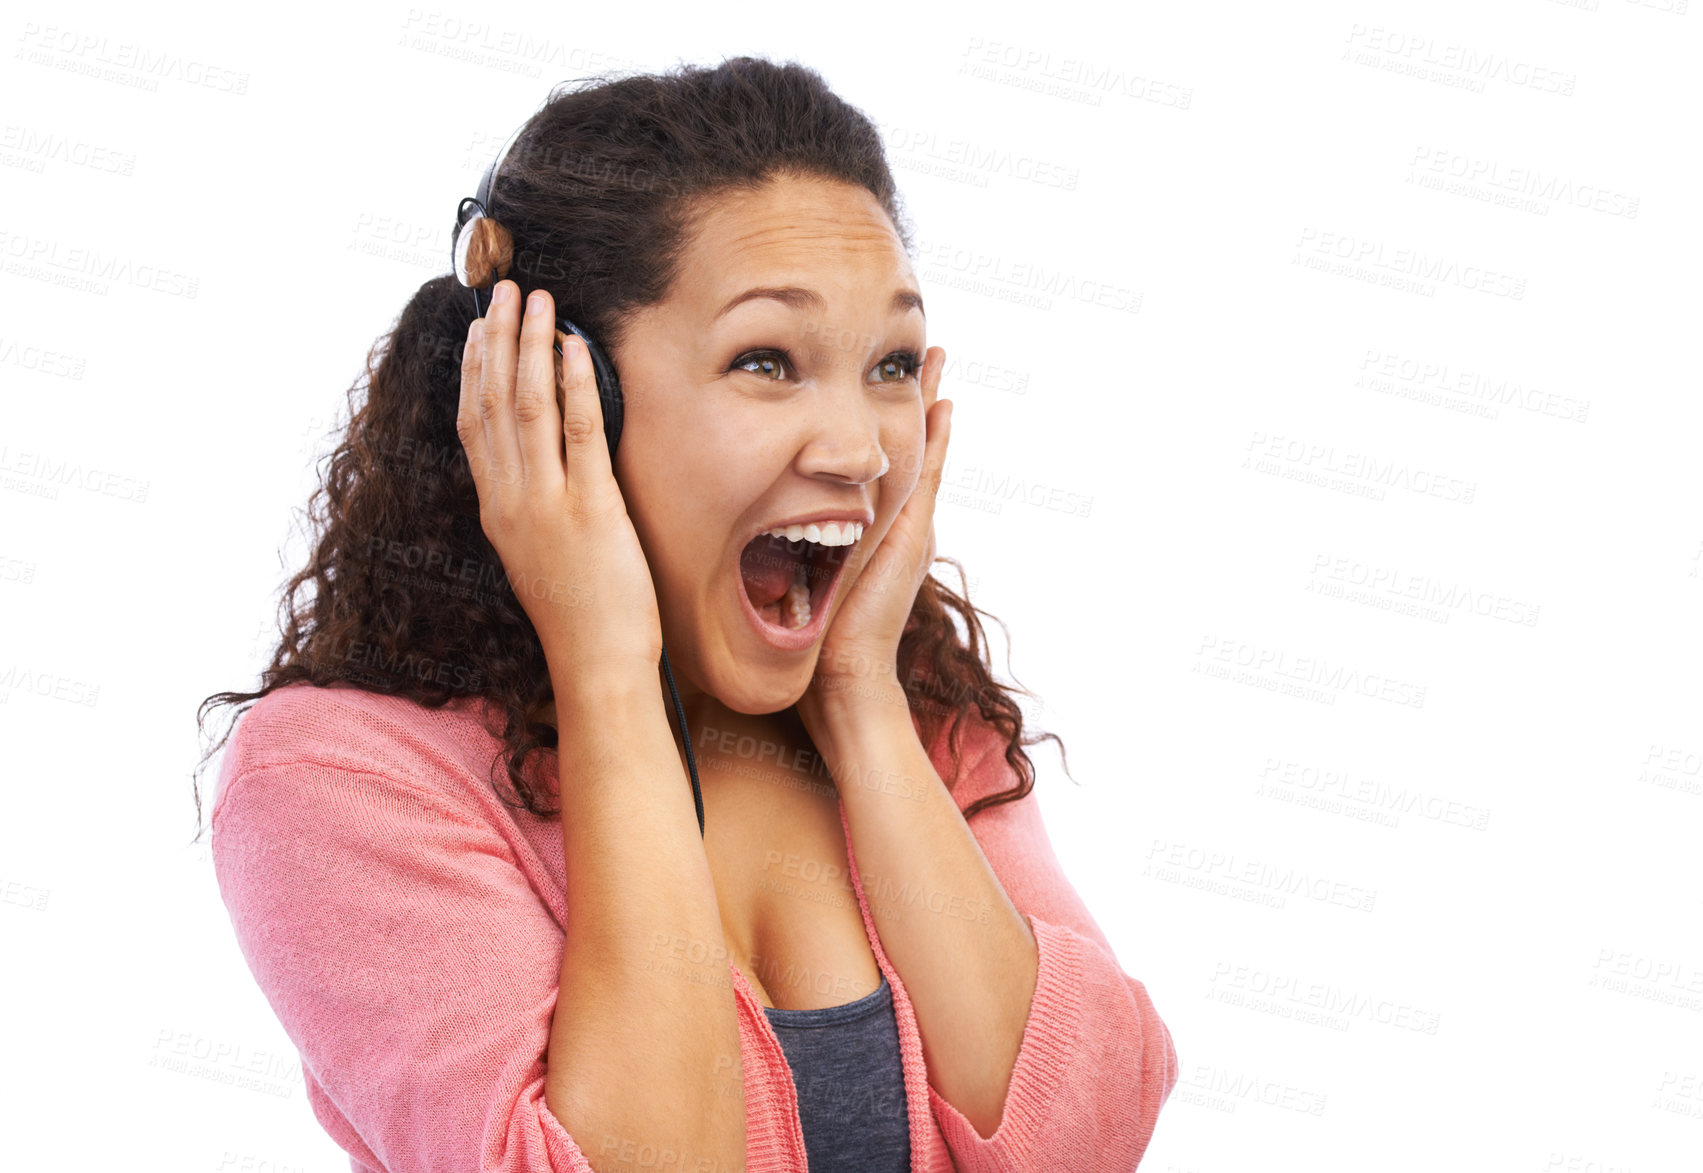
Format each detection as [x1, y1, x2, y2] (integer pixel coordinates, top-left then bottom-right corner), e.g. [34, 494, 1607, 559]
[732, 517, 868, 653]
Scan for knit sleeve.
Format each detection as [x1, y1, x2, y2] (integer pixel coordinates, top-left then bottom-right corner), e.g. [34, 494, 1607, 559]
[210, 757, 596, 1173]
[924, 730, 1180, 1173]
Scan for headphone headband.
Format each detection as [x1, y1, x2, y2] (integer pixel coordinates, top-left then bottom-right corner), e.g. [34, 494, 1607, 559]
[477, 121, 525, 210]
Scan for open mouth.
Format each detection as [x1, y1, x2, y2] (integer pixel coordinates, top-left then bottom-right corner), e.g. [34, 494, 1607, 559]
[737, 529, 856, 637]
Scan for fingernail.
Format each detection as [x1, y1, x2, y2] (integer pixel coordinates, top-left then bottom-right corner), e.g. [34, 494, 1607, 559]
[526, 290, 546, 317]
[492, 281, 511, 307]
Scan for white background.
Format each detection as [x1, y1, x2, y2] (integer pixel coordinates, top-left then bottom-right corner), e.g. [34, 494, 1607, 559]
[2, 1, 1699, 1170]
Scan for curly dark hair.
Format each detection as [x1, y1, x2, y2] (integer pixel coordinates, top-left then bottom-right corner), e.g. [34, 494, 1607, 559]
[191, 55, 1069, 842]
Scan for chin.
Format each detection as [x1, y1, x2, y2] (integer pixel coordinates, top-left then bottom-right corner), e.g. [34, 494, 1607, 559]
[707, 658, 815, 717]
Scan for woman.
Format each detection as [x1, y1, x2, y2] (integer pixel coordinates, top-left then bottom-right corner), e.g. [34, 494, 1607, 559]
[196, 56, 1177, 1173]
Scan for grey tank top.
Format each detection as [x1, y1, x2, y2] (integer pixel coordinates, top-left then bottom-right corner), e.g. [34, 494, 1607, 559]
[761, 972, 910, 1172]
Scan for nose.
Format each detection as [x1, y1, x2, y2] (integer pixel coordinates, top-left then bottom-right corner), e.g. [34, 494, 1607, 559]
[793, 372, 890, 484]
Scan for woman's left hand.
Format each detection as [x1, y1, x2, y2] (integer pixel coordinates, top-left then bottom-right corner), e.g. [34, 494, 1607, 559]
[797, 347, 952, 738]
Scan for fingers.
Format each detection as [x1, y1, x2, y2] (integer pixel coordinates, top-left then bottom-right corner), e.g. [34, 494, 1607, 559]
[514, 287, 566, 483]
[920, 347, 951, 498]
[473, 280, 525, 489]
[456, 279, 621, 529]
[555, 329, 616, 495]
[921, 345, 945, 410]
[457, 317, 489, 489]
[912, 396, 950, 589]
[922, 395, 953, 502]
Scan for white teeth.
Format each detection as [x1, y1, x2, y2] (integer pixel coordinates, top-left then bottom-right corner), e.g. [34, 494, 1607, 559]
[763, 521, 864, 547]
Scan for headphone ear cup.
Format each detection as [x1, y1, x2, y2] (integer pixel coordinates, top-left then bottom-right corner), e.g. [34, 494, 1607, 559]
[454, 214, 513, 289]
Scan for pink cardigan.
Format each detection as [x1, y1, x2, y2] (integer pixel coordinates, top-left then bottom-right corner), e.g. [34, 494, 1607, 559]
[210, 682, 1178, 1172]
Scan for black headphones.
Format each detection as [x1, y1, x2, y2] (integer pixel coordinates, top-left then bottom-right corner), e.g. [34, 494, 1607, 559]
[451, 115, 705, 838]
[450, 121, 626, 458]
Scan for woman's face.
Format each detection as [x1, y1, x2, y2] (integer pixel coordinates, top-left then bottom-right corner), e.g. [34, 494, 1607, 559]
[608, 173, 937, 717]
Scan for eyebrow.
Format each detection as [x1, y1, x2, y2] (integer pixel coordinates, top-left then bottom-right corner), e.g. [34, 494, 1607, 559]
[713, 285, 925, 321]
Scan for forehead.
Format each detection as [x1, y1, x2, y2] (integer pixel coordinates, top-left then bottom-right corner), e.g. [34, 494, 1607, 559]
[676, 175, 913, 297]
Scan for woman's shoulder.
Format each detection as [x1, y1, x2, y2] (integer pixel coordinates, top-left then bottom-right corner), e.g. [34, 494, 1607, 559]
[210, 682, 509, 829]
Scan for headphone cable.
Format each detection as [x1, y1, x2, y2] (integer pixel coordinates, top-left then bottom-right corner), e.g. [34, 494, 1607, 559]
[660, 643, 706, 838]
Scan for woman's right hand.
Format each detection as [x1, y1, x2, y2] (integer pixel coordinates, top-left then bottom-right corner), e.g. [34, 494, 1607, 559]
[457, 279, 664, 692]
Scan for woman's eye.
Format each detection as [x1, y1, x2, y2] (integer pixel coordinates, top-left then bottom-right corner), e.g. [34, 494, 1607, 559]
[873, 352, 921, 383]
[731, 349, 920, 383]
[733, 351, 791, 380]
